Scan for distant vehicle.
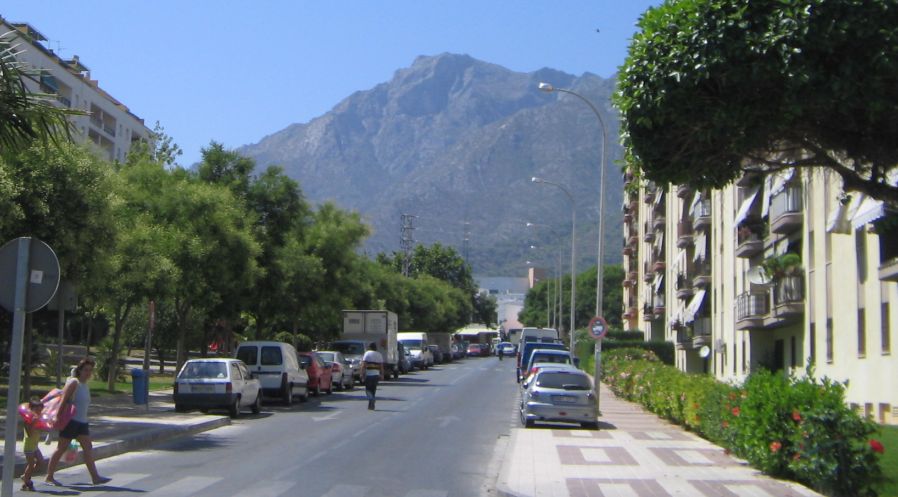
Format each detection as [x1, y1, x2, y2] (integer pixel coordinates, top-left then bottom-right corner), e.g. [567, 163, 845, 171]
[397, 341, 412, 373]
[522, 349, 576, 384]
[316, 351, 354, 391]
[399, 332, 433, 369]
[466, 343, 484, 357]
[519, 327, 559, 345]
[426, 344, 444, 364]
[498, 342, 516, 357]
[520, 368, 598, 429]
[329, 340, 366, 382]
[507, 328, 523, 346]
[297, 351, 334, 396]
[234, 341, 308, 405]
[429, 333, 453, 363]
[517, 342, 569, 383]
[450, 343, 465, 360]
[174, 358, 262, 418]
[342, 310, 400, 379]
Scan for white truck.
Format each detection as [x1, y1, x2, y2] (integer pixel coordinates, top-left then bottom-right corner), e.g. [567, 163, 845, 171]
[340, 310, 399, 379]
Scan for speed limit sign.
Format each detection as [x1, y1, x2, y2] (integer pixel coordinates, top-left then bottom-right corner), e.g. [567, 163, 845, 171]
[588, 316, 608, 341]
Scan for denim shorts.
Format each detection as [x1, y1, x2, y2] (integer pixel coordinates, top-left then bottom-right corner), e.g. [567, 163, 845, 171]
[60, 419, 89, 439]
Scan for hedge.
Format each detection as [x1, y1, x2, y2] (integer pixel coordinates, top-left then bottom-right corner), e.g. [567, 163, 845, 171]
[601, 348, 885, 497]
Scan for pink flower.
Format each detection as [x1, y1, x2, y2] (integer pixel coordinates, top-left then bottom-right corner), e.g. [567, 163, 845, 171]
[869, 439, 885, 454]
[731, 407, 741, 417]
[770, 441, 782, 453]
[791, 410, 802, 422]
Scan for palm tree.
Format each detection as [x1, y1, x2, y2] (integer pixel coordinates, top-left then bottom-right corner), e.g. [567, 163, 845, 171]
[0, 29, 82, 156]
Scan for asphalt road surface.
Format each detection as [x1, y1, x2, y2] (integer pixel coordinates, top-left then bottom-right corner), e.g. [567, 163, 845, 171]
[28, 355, 519, 497]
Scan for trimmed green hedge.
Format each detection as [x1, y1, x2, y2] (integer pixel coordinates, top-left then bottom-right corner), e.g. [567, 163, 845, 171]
[601, 349, 885, 497]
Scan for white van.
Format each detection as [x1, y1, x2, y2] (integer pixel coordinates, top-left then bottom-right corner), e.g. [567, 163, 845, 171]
[235, 341, 308, 405]
[519, 327, 560, 344]
[398, 332, 434, 369]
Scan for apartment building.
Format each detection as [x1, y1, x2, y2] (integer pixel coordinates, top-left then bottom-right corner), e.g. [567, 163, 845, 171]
[622, 168, 898, 425]
[2, 19, 152, 161]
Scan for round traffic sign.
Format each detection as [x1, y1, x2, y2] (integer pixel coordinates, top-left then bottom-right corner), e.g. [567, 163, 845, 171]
[0, 237, 61, 313]
[588, 316, 608, 340]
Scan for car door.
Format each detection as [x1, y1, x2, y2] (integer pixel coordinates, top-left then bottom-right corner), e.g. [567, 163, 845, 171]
[230, 362, 248, 406]
[238, 362, 258, 404]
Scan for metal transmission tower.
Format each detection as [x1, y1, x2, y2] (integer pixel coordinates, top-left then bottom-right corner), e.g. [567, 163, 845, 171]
[400, 214, 417, 277]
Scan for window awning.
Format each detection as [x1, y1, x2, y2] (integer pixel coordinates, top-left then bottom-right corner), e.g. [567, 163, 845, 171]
[826, 195, 854, 234]
[655, 190, 665, 206]
[734, 186, 761, 226]
[768, 169, 795, 197]
[689, 191, 702, 217]
[852, 196, 886, 228]
[684, 289, 707, 323]
[654, 232, 664, 257]
[653, 274, 664, 294]
[693, 231, 707, 262]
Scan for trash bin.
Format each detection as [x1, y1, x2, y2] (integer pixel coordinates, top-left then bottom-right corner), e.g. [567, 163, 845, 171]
[131, 368, 148, 405]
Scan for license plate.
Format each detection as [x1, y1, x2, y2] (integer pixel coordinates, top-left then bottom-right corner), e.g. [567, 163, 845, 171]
[553, 395, 577, 404]
[190, 384, 215, 393]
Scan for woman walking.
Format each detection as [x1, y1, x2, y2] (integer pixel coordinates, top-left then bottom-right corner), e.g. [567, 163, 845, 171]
[45, 358, 111, 486]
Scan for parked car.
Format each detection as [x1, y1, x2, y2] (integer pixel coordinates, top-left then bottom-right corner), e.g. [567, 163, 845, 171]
[400, 337, 433, 369]
[426, 344, 445, 364]
[499, 343, 516, 357]
[174, 358, 262, 418]
[450, 343, 465, 360]
[521, 349, 576, 384]
[297, 351, 334, 396]
[397, 341, 412, 373]
[517, 342, 569, 383]
[317, 351, 354, 391]
[520, 368, 598, 429]
[467, 343, 483, 357]
[235, 341, 308, 405]
[329, 340, 366, 382]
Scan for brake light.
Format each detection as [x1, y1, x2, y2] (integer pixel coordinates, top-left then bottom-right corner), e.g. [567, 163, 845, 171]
[529, 367, 538, 377]
[226, 382, 233, 393]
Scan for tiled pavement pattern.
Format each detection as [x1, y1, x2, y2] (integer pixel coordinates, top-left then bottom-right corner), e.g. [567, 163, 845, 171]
[496, 383, 825, 497]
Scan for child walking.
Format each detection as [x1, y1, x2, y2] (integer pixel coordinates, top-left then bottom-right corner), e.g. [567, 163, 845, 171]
[21, 398, 45, 492]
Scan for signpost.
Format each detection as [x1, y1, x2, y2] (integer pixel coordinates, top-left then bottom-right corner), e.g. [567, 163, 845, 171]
[0, 238, 60, 497]
[587, 316, 608, 415]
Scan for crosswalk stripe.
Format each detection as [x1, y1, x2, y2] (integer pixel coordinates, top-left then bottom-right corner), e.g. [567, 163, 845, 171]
[319, 483, 368, 497]
[72, 472, 150, 496]
[146, 476, 220, 496]
[244, 480, 295, 497]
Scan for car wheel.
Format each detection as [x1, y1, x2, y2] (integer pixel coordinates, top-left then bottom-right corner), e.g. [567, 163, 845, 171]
[229, 397, 240, 418]
[325, 380, 333, 395]
[175, 404, 187, 413]
[299, 386, 309, 402]
[520, 408, 534, 428]
[283, 383, 294, 406]
[393, 368, 399, 380]
[335, 375, 344, 391]
[581, 421, 599, 430]
[251, 392, 262, 414]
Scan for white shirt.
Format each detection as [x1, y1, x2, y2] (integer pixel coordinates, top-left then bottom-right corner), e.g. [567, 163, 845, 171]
[362, 350, 384, 377]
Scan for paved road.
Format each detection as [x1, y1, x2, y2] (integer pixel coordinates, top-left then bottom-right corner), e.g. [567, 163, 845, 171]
[25, 356, 519, 497]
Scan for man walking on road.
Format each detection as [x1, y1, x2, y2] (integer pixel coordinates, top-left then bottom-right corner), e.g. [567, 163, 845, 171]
[360, 342, 384, 410]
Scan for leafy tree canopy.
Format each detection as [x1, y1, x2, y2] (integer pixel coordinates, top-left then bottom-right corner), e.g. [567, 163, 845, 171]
[615, 0, 898, 206]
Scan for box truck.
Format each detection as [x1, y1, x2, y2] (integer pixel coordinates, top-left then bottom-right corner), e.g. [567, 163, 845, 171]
[339, 310, 399, 379]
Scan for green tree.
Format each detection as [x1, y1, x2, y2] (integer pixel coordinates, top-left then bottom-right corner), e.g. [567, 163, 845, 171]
[473, 292, 497, 327]
[615, 0, 898, 206]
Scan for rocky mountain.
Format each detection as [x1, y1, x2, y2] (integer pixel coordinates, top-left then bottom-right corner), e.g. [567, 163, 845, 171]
[239, 53, 623, 275]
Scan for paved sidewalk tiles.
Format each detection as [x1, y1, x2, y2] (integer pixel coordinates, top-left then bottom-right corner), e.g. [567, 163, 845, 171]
[496, 383, 825, 497]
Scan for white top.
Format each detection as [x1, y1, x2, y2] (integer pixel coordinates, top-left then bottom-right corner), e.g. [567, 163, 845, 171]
[67, 377, 90, 423]
[362, 350, 384, 377]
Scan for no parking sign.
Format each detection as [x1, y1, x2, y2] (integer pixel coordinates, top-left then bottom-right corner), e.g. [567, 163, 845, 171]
[588, 316, 608, 341]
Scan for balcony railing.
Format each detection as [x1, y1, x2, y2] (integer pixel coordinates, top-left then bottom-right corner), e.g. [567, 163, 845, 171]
[736, 291, 769, 329]
[772, 275, 804, 307]
[675, 273, 693, 299]
[643, 263, 654, 282]
[693, 200, 712, 229]
[770, 186, 803, 234]
[642, 304, 654, 321]
[676, 184, 692, 198]
[692, 317, 712, 346]
[653, 214, 666, 230]
[677, 221, 694, 248]
[692, 261, 711, 287]
[735, 224, 764, 258]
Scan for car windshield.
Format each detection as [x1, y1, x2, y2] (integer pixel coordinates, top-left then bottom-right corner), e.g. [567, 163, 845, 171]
[298, 355, 312, 367]
[401, 339, 423, 349]
[235, 346, 257, 366]
[318, 352, 335, 362]
[179, 362, 228, 379]
[532, 354, 570, 364]
[536, 372, 591, 390]
[332, 342, 364, 355]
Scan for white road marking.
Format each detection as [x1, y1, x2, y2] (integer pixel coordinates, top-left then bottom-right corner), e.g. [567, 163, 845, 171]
[146, 476, 220, 496]
[312, 410, 342, 422]
[244, 480, 296, 497]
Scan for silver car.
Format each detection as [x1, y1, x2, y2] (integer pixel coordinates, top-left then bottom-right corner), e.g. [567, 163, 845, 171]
[317, 351, 354, 390]
[174, 358, 262, 418]
[520, 368, 598, 429]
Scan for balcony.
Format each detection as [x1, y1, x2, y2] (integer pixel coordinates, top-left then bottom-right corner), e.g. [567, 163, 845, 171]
[642, 304, 654, 322]
[691, 317, 712, 347]
[693, 200, 712, 230]
[736, 291, 769, 329]
[692, 261, 711, 288]
[623, 278, 635, 288]
[644, 190, 656, 204]
[628, 270, 638, 282]
[676, 328, 695, 349]
[628, 200, 639, 211]
[644, 228, 656, 243]
[880, 258, 898, 282]
[770, 186, 803, 234]
[653, 214, 666, 230]
[676, 184, 692, 198]
[735, 224, 764, 258]
[653, 260, 666, 273]
[623, 246, 633, 257]
[628, 235, 639, 248]
[677, 221, 694, 248]
[675, 273, 693, 299]
[643, 263, 654, 282]
[767, 276, 804, 325]
[653, 296, 665, 316]
[623, 213, 632, 223]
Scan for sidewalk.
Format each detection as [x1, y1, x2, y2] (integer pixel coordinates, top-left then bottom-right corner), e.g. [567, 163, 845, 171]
[0, 390, 229, 478]
[496, 383, 825, 497]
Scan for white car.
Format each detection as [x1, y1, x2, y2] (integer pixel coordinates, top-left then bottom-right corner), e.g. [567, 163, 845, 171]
[235, 341, 309, 405]
[317, 351, 354, 390]
[174, 358, 262, 418]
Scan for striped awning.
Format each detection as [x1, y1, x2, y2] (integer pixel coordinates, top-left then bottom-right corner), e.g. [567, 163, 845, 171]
[734, 186, 760, 226]
[684, 290, 707, 323]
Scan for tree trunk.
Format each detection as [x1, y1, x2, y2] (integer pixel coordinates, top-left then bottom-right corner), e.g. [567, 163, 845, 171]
[174, 300, 191, 374]
[107, 303, 132, 392]
[155, 346, 165, 374]
[86, 314, 94, 356]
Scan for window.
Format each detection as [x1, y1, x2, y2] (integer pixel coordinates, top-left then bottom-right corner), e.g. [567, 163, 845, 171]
[856, 229, 867, 282]
[809, 322, 816, 365]
[261, 346, 284, 366]
[884, 302, 892, 354]
[858, 308, 867, 357]
[826, 318, 834, 363]
[236, 346, 257, 366]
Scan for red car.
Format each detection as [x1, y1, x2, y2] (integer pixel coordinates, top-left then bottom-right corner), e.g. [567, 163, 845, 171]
[467, 344, 483, 357]
[297, 351, 334, 396]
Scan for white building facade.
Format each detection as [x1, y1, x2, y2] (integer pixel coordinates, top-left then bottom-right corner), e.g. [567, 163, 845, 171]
[622, 168, 898, 425]
[3, 20, 152, 161]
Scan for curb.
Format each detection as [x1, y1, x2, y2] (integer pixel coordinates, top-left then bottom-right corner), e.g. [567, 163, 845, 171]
[2, 415, 230, 478]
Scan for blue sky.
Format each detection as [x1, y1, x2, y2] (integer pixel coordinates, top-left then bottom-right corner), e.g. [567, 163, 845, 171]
[3, 1, 660, 166]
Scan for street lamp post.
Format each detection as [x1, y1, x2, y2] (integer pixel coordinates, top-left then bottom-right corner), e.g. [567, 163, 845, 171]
[538, 82, 608, 321]
[531, 177, 576, 351]
[529, 246, 552, 328]
[526, 223, 565, 332]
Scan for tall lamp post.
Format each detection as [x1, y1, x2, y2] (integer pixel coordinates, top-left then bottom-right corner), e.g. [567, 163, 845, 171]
[531, 177, 576, 351]
[530, 245, 555, 328]
[538, 82, 608, 321]
[526, 223, 564, 330]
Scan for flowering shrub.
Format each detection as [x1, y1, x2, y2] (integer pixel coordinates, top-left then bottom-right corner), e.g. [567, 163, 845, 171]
[600, 350, 884, 496]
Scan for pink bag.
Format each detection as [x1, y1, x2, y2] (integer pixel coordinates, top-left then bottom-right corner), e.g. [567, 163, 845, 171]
[39, 389, 76, 431]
